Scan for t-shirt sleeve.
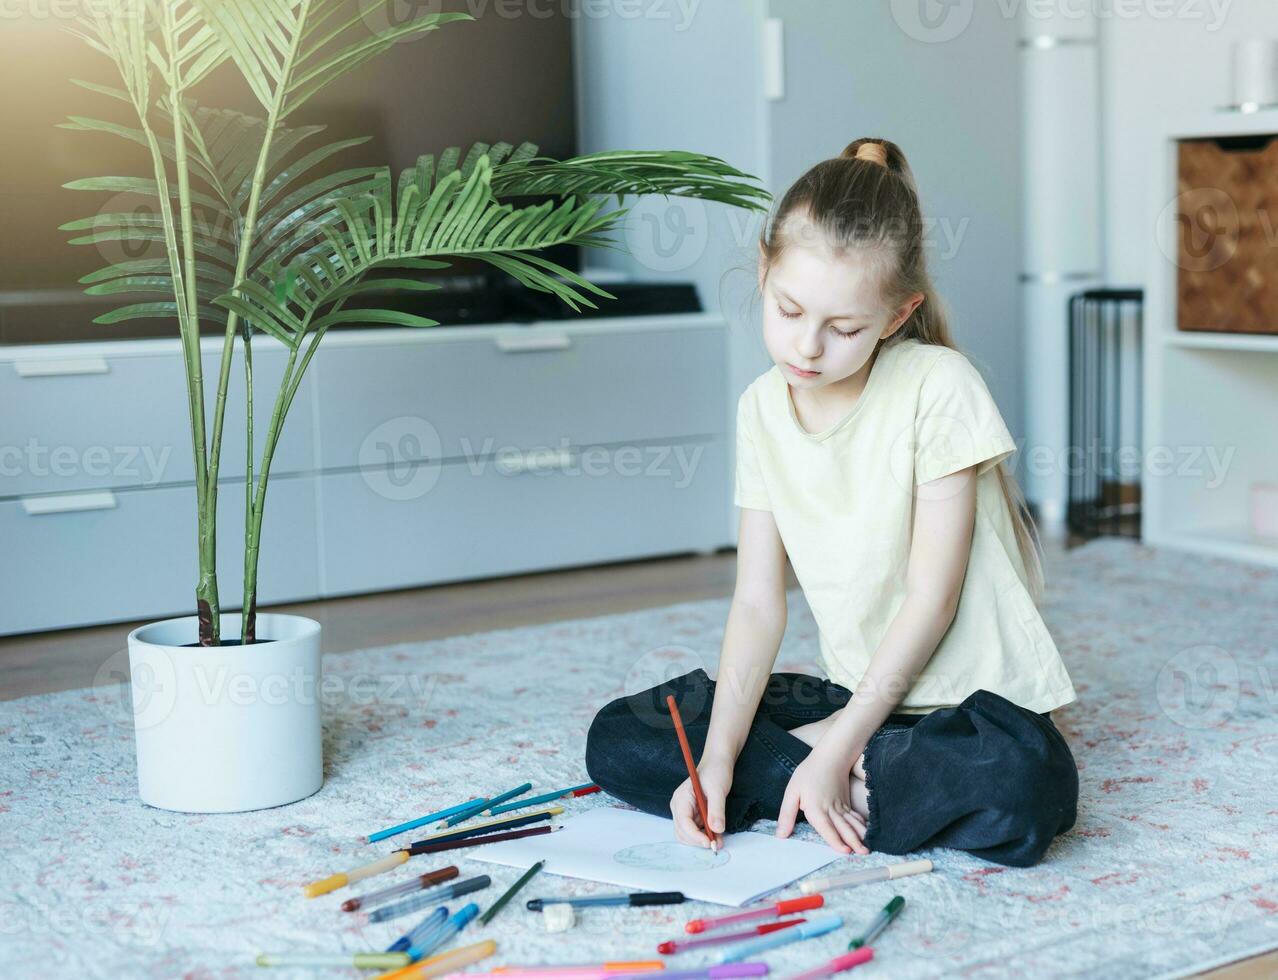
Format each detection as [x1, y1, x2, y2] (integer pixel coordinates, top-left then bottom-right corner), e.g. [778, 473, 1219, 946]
[913, 352, 1017, 486]
[733, 391, 772, 511]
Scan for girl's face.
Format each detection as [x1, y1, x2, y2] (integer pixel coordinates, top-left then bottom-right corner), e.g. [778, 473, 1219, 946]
[758, 236, 922, 396]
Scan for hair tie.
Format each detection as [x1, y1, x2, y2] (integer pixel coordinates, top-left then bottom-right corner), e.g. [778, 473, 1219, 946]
[853, 141, 888, 168]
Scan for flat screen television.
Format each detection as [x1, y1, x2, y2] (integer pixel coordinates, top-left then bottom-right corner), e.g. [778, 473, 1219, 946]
[0, 2, 578, 344]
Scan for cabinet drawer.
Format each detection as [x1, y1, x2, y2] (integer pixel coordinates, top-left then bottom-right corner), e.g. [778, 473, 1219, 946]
[0, 475, 320, 635]
[318, 437, 726, 596]
[0, 346, 315, 498]
[312, 324, 726, 470]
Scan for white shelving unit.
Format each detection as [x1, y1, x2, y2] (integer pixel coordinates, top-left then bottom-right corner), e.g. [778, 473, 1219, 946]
[1142, 109, 1278, 567]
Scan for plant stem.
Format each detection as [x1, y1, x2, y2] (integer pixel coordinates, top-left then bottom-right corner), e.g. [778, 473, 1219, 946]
[164, 5, 217, 645]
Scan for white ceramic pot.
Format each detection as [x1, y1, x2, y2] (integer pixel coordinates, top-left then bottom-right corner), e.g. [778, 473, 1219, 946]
[126, 612, 323, 812]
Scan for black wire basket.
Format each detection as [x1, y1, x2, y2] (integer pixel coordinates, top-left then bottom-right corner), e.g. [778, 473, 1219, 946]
[1067, 288, 1144, 540]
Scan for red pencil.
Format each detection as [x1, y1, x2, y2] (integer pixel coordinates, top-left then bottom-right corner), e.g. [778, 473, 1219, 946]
[665, 694, 720, 852]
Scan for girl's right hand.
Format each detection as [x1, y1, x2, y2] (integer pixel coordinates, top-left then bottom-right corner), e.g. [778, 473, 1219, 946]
[670, 756, 734, 848]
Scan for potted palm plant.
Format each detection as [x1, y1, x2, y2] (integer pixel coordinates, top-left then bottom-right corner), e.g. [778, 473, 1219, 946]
[61, 0, 769, 813]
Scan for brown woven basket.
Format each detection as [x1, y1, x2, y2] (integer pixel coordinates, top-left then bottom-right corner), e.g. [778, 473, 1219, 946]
[1176, 134, 1278, 334]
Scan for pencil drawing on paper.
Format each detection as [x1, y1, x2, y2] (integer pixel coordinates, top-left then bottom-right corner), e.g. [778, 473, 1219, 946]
[612, 841, 732, 872]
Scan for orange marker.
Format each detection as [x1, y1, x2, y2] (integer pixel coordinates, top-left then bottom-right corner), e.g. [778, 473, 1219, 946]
[666, 694, 720, 852]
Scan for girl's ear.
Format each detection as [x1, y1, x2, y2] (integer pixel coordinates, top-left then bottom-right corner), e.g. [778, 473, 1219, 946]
[890, 291, 926, 332]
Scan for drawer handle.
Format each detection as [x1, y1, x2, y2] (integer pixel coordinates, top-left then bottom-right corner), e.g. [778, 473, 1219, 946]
[501, 448, 574, 475]
[494, 333, 571, 353]
[21, 491, 118, 515]
[15, 357, 110, 378]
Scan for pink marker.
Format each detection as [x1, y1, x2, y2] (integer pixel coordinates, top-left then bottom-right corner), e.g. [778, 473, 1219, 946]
[659, 918, 806, 955]
[685, 895, 824, 934]
[787, 948, 874, 980]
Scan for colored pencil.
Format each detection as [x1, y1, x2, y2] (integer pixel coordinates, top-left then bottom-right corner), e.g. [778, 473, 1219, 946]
[407, 823, 559, 857]
[407, 806, 562, 848]
[444, 783, 533, 826]
[342, 866, 460, 912]
[666, 695, 718, 852]
[303, 850, 409, 898]
[489, 784, 596, 816]
[479, 860, 546, 925]
[367, 798, 483, 843]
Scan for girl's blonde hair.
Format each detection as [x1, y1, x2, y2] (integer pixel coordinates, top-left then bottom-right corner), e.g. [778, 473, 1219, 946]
[756, 136, 1046, 604]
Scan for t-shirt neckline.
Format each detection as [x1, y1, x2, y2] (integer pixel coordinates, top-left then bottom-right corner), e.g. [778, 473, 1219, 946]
[783, 339, 903, 442]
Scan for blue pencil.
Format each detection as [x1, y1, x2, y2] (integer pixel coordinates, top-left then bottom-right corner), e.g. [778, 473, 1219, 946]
[443, 783, 533, 827]
[489, 783, 595, 816]
[367, 798, 483, 843]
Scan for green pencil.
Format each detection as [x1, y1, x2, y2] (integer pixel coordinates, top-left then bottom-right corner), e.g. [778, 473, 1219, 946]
[478, 860, 545, 926]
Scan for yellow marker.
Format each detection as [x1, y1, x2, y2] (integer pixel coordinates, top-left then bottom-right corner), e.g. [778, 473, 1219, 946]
[409, 806, 564, 845]
[372, 938, 497, 980]
[303, 850, 409, 898]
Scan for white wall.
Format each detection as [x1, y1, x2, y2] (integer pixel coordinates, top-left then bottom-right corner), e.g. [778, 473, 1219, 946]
[766, 2, 1026, 443]
[1101, 0, 1278, 284]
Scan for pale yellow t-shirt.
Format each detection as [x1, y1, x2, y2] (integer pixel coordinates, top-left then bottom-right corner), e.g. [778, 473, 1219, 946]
[734, 337, 1077, 715]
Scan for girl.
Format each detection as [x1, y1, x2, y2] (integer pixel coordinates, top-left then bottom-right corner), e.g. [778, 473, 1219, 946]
[585, 138, 1079, 869]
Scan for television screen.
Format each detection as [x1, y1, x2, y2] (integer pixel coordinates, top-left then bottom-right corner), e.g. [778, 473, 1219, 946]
[0, 1, 578, 344]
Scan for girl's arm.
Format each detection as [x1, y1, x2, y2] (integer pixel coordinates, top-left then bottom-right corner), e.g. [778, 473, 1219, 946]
[704, 506, 790, 764]
[807, 464, 979, 769]
[774, 465, 979, 852]
[671, 505, 788, 847]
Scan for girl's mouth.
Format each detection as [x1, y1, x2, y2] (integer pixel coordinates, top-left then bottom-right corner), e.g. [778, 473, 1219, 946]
[787, 364, 820, 378]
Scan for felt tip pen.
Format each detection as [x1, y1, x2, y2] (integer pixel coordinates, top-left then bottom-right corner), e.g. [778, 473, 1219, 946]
[408, 902, 479, 960]
[387, 906, 448, 955]
[373, 938, 497, 980]
[303, 850, 410, 898]
[372, 875, 491, 924]
[613, 964, 768, 980]
[255, 951, 410, 969]
[787, 948, 874, 980]
[485, 961, 665, 977]
[658, 919, 805, 954]
[848, 896, 904, 950]
[342, 866, 460, 912]
[527, 891, 685, 911]
[717, 914, 844, 964]
[799, 859, 932, 895]
[686, 895, 823, 934]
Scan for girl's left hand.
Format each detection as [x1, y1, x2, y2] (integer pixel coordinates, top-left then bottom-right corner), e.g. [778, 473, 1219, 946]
[776, 746, 870, 855]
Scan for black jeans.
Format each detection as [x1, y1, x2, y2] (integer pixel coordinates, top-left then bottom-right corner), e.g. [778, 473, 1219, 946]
[584, 669, 1078, 868]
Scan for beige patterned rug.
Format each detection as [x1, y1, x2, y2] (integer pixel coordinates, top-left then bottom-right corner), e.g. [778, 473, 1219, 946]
[1, 537, 1276, 978]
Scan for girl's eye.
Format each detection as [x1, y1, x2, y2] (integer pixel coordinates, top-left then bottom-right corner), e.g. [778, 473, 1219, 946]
[776, 303, 862, 337]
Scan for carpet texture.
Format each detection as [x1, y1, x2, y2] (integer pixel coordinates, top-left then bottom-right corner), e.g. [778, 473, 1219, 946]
[2, 537, 1276, 979]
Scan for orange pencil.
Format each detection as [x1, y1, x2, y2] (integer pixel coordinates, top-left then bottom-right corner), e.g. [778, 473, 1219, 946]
[665, 694, 720, 852]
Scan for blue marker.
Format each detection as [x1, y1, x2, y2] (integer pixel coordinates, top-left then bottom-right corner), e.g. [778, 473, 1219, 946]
[718, 913, 844, 964]
[386, 906, 447, 955]
[408, 902, 479, 961]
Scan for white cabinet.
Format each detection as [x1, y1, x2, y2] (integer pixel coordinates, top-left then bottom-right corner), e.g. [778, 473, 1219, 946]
[0, 314, 731, 635]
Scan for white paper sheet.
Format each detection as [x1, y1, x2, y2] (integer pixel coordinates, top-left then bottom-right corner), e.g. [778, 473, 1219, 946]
[469, 807, 839, 907]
